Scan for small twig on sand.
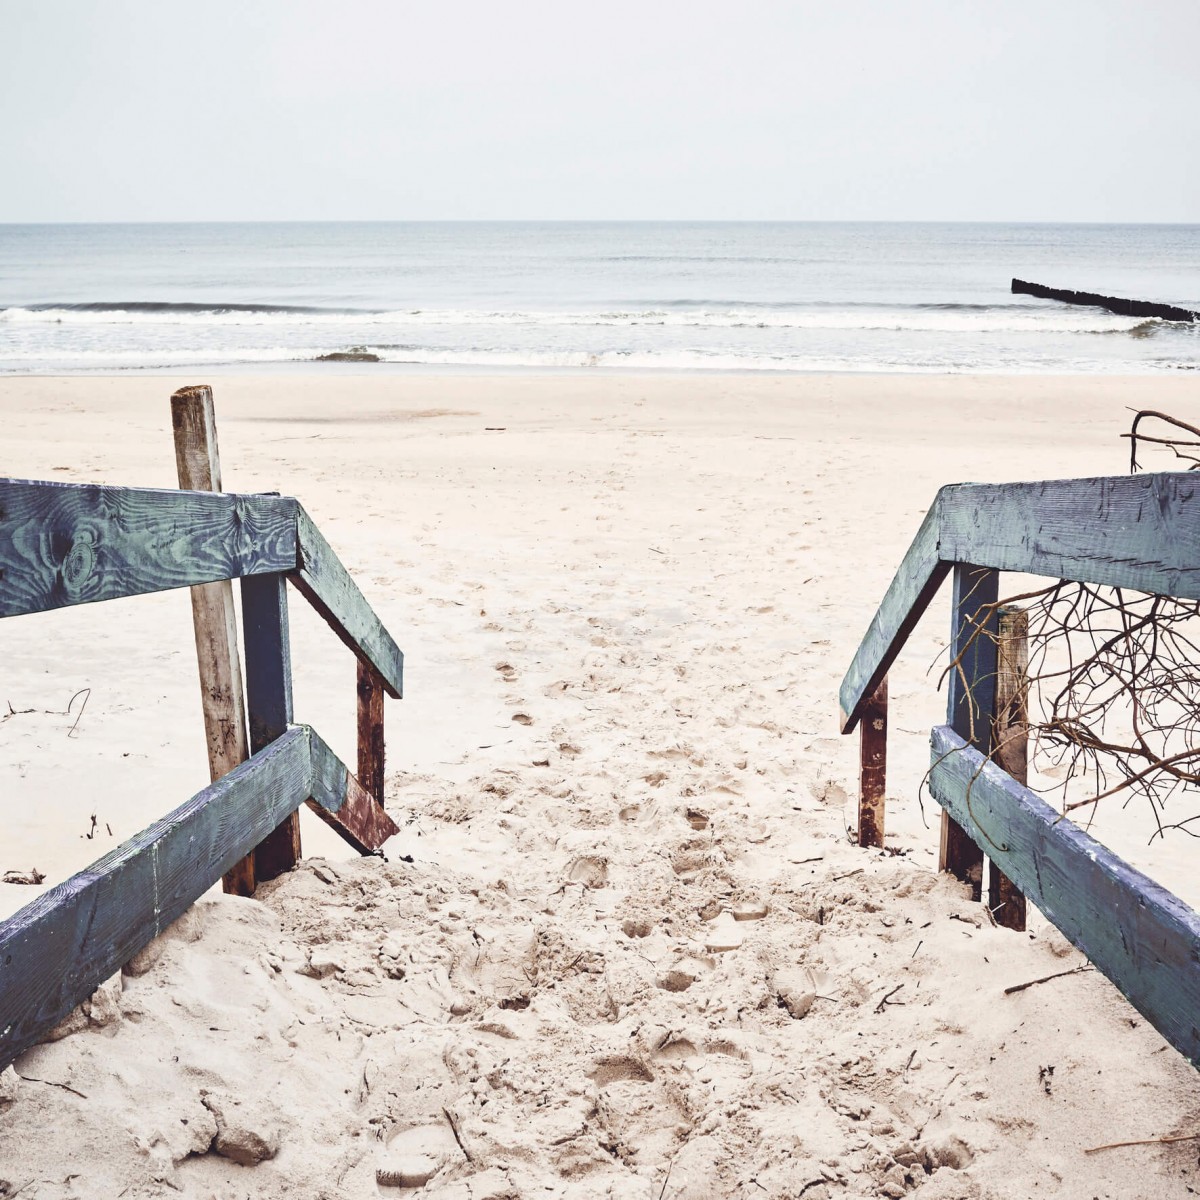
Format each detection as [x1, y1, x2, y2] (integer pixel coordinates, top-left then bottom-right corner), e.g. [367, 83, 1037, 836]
[1085, 1131, 1200, 1154]
[16, 1073, 88, 1099]
[1003, 964, 1093, 996]
[442, 1106, 475, 1163]
[874, 984, 905, 1013]
[833, 868, 863, 882]
[657, 1157, 675, 1200]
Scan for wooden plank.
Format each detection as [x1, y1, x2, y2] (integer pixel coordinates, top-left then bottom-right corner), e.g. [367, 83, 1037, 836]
[839, 501, 950, 732]
[0, 728, 313, 1071]
[290, 505, 404, 699]
[939, 564, 997, 900]
[0, 478, 297, 618]
[990, 604, 1028, 930]
[171, 386, 256, 896]
[929, 724, 1200, 1067]
[857, 677, 887, 848]
[308, 728, 399, 853]
[357, 660, 386, 803]
[241, 572, 302, 881]
[938, 473, 1200, 598]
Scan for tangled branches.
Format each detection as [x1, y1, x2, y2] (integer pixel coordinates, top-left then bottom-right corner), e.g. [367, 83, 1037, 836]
[1124, 409, 1200, 472]
[945, 581, 1200, 842]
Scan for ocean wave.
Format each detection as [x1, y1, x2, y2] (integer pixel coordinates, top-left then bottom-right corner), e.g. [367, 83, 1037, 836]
[0, 303, 1161, 335]
[0, 340, 1186, 375]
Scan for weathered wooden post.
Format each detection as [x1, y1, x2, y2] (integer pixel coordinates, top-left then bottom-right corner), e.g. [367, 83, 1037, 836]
[989, 605, 1029, 930]
[857, 677, 887, 848]
[171, 385, 256, 896]
[940, 565, 997, 901]
[357, 661, 387, 804]
[241, 572, 302, 881]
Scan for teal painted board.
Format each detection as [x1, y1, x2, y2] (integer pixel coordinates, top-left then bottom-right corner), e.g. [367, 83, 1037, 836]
[291, 505, 404, 699]
[938, 473, 1200, 597]
[0, 479, 297, 618]
[0, 728, 313, 1071]
[929, 724, 1200, 1067]
[839, 502, 948, 732]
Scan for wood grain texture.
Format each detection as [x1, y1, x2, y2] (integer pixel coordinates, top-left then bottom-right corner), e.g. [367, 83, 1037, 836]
[938, 473, 1200, 598]
[308, 728, 399, 853]
[857, 677, 887, 848]
[171, 387, 256, 896]
[0, 728, 313, 1071]
[990, 605, 1029, 931]
[839, 502, 950, 733]
[0, 478, 297, 618]
[841, 471, 1200, 736]
[357, 660, 386, 803]
[291, 506, 404, 699]
[241, 572, 301, 881]
[929, 724, 1200, 1066]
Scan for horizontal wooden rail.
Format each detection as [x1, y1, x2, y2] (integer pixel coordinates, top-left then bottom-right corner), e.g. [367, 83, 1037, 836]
[929, 725, 1200, 1066]
[0, 479, 402, 697]
[290, 507, 404, 698]
[0, 479, 297, 618]
[0, 723, 396, 1071]
[840, 472, 1200, 732]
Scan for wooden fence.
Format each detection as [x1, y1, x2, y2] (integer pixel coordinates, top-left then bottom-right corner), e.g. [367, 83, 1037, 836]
[840, 471, 1200, 1066]
[0, 401, 404, 1070]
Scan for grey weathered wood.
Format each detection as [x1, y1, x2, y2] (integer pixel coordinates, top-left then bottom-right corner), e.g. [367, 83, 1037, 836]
[857, 677, 887, 848]
[0, 728, 313, 1071]
[938, 473, 1200, 598]
[0, 479, 297, 618]
[990, 605, 1029, 931]
[841, 472, 1200, 735]
[290, 505, 404, 698]
[929, 724, 1200, 1066]
[241, 571, 301, 881]
[308, 728, 400, 853]
[839, 502, 949, 732]
[172, 386, 256, 896]
[939, 565, 998, 900]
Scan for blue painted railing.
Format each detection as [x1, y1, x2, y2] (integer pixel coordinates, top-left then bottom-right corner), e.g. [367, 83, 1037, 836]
[0, 478, 404, 1069]
[841, 471, 1200, 1067]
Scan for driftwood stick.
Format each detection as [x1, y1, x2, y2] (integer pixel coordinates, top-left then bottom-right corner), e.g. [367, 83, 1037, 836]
[1003, 964, 1092, 996]
[1085, 1132, 1200, 1155]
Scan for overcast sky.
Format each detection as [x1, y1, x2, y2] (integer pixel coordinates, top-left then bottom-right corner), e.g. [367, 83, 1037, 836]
[2, 0, 1197, 223]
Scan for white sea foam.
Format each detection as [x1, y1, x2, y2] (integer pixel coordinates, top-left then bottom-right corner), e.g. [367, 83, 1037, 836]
[0, 304, 1155, 335]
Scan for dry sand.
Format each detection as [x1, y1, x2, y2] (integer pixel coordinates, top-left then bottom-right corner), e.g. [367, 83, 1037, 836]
[2, 372, 1200, 1199]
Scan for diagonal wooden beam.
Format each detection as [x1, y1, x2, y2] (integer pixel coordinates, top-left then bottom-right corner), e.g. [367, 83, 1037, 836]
[290, 505, 404, 698]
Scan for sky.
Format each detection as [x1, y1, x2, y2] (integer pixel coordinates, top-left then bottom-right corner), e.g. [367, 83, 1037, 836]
[1, 0, 1198, 223]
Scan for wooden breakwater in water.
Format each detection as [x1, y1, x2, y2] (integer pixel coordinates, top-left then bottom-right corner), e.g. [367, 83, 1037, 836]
[1012, 278, 1198, 323]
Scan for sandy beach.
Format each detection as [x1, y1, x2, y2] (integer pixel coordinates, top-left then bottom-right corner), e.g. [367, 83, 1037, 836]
[4, 370, 1200, 1198]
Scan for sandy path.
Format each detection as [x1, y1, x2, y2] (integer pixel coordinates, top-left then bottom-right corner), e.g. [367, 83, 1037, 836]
[2, 372, 1200, 1198]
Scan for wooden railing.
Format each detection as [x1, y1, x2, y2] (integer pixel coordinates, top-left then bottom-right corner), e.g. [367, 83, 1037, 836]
[841, 471, 1200, 1066]
[0, 464, 404, 1069]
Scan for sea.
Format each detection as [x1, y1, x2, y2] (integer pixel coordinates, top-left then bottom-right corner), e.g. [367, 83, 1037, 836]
[0, 221, 1197, 374]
